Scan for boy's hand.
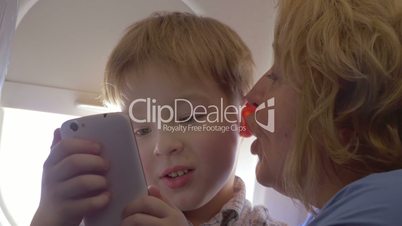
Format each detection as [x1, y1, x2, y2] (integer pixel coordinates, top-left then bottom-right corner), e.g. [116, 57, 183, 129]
[121, 186, 188, 226]
[31, 129, 110, 226]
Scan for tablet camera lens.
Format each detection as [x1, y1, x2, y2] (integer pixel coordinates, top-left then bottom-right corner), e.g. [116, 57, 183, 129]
[70, 122, 79, 132]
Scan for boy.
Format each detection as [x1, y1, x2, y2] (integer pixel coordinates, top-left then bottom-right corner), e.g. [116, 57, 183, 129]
[31, 12, 284, 226]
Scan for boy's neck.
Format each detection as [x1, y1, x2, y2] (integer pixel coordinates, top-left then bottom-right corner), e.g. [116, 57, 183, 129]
[184, 175, 235, 226]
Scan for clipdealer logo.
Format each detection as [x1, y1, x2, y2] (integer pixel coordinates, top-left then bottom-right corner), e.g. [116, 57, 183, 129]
[128, 98, 275, 133]
[255, 98, 275, 133]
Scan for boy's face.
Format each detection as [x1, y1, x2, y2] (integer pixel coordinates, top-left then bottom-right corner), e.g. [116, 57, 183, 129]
[123, 65, 241, 211]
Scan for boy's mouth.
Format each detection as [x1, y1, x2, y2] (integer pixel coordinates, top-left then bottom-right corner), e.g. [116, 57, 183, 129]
[161, 166, 194, 178]
[160, 166, 195, 189]
[166, 169, 190, 178]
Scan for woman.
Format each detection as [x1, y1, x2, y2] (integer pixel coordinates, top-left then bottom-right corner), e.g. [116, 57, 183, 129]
[246, 0, 402, 225]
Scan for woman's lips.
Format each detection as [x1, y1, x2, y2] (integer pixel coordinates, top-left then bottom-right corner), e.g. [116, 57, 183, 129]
[245, 114, 258, 137]
[160, 165, 194, 189]
[251, 139, 259, 155]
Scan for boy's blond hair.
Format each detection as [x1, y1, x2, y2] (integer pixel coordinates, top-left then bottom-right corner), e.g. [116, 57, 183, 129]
[103, 12, 254, 107]
[273, 0, 402, 211]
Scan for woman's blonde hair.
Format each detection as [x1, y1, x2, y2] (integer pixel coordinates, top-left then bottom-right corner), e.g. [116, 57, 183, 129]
[103, 12, 253, 107]
[274, 0, 402, 210]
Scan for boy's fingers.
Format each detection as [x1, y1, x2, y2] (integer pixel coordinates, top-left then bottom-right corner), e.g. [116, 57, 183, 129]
[51, 154, 109, 182]
[56, 174, 108, 199]
[45, 139, 101, 167]
[121, 213, 161, 226]
[147, 186, 162, 198]
[148, 185, 174, 207]
[122, 196, 169, 219]
[51, 128, 62, 149]
[65, 191, 110, 216]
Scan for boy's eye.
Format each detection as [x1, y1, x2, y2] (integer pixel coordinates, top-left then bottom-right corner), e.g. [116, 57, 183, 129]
[178, 115, 195, 123]
[178, 114, 207, 124]
[265, 72, 278, 81]
[134, 127, 152, 136]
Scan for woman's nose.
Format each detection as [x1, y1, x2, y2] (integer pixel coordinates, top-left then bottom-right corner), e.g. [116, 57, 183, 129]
[245, 75, 267, 106]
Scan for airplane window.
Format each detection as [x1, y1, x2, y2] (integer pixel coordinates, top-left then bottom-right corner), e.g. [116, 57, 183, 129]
[0, 107, 76, 226]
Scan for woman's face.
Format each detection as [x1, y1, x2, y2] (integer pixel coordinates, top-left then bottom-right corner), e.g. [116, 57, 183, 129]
[245, 66, 299, 191]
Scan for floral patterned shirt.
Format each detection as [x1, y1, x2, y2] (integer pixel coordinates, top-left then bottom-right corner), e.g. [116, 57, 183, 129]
[189, 176, 287, 226]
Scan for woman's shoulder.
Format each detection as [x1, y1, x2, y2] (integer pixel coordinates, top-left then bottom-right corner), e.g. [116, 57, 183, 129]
[340, 169, 402, 199]
[359, 168, 402, 184]
[309, 169, 402, 226]
[346, 168, 402, 185]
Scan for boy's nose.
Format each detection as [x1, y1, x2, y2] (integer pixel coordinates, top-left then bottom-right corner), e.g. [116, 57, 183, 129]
[153, 132, 184, 156]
